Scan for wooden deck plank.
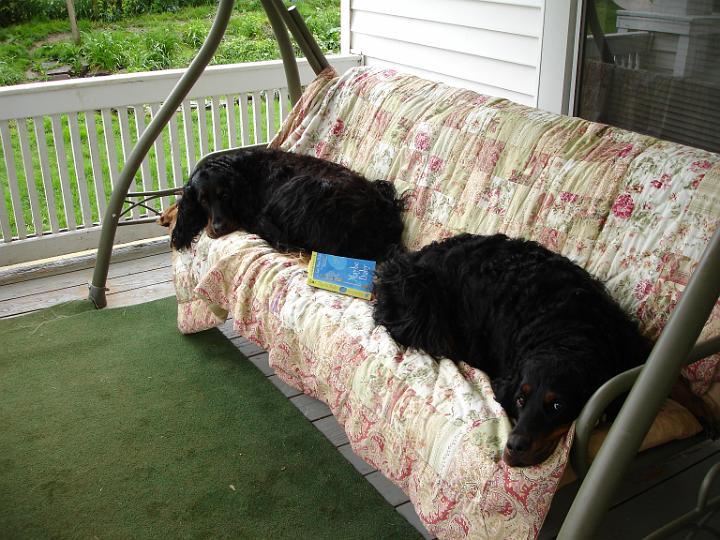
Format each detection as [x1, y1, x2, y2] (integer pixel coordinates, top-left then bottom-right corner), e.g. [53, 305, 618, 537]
[230, 335, 265, 358]
[246, 351, 273, 376]
[290, 394, 333, 422]
[0, 238, 169, 286]
[597, 447, 720, 539]
[540, 438, 720, 539]
[396, 503, 435, 540]
[0, 252, 171, 301]
[338, 443, 377, 476]
[312, 415, 350, 447]
[0, 265, 173, 318]
[365, 471, 410, 507]
[217, 318, 240, 339]
[237, 339, 266, 359]
[105, 281, 175, 309]
[268, 374, 303, 398]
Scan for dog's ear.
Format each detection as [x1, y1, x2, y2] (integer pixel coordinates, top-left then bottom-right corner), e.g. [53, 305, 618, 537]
[171, 183, 206, 250]
[491, 373, 521, 415]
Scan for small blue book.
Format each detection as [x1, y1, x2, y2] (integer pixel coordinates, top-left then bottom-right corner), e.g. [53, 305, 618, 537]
[307, 252, 376, 300]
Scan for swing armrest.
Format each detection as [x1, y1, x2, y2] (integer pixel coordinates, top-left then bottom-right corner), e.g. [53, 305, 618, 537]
[571, 335, 720, 478]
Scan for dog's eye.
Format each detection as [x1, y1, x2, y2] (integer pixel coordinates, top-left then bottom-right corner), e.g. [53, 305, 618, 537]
[515, 395, 526, 409]
[551, 401, 564, 412]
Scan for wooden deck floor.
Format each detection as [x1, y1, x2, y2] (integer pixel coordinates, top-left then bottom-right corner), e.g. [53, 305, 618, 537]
[0, 241, 433, 540]
[2, 241, 719, 539]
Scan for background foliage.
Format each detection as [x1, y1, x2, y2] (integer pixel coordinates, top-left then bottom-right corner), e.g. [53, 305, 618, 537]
[0, 1, 340, 86]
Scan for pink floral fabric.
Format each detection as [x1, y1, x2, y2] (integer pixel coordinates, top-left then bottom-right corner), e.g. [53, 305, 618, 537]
[173, 67, 720, 538]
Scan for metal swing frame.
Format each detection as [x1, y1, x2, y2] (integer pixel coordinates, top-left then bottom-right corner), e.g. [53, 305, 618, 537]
[87, 0, 327, 310]
[87, 1, 720, 537]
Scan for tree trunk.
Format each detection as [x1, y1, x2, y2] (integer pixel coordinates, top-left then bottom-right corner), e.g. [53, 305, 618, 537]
[65, 0, 81, 45]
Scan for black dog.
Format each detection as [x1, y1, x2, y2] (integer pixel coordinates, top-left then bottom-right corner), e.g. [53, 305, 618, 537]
[372, 233, 651, 467]
[171, 147, 405, 261]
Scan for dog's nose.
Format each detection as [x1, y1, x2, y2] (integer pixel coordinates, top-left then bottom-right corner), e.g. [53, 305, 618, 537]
[506, 433, 531, 454]
[212, 220, 227, 235]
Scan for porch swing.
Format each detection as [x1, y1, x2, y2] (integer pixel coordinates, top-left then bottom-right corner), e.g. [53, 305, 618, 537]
[87, 1, 720, 538]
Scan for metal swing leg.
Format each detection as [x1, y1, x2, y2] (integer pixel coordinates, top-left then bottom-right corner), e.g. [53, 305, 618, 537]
[88, 0, 329, 308]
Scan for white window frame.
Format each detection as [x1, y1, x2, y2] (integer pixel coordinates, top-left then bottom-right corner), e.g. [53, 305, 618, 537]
[536, 0, 584, 115]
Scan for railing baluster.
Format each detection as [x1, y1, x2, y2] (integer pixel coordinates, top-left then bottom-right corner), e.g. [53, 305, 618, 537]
[116, 106, 139, 219]
[32, 116, 60, 234]
[100, 108, 120, 191]
[239, 93, 250, 146]
[0, 181, 11, 242]
[68, 112, 93, 227]
[265, 89, 277, 141]
[279, 87, 289, 122]
[84, 111, 106, 218]
[16, 119, 44, 236]
[226, 94, 238, 148]
[150, 103, 169, 210]
[181, 99, 196, 172]
[132, 105, 153, 197]
[251, 91, 262, 144]
[0, 121, 28, 239]
[168, 113, 184, 191]
[49, 114, 76, 230]
[0, 56, 361, 261]
[211, 95, 222, 151]
[0, 121, 17, 241]
[197, 98, 210, 157]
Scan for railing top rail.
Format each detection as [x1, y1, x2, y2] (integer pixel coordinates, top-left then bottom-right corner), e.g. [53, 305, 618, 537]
[0, 55, 360, 122]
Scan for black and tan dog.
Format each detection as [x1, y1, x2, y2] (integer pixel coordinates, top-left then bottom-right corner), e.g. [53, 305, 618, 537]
[170, 147, 405, 261]
[372, 233, 652, 467]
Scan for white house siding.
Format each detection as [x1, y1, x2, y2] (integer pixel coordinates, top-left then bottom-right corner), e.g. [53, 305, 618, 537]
[342, 0, 544, 106]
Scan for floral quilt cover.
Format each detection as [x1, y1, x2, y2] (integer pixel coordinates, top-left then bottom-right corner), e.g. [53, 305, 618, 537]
[173, 67, 720, 539]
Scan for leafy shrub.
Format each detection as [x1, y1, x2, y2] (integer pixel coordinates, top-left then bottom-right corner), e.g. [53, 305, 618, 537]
[137, 30, 180, 70]
[0, 61, 23, 86]
[182, 21, 207, 49]
[0, 42, 29, 84]
[0, 0, 216, 27]
[32, 40, 84, 75]
[0, 0, 340, 85]
[34, 41, 81, 64]
[80, 32, 128, 71]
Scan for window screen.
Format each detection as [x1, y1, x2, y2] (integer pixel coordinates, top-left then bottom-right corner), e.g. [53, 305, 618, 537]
[576, 0, 720, 152]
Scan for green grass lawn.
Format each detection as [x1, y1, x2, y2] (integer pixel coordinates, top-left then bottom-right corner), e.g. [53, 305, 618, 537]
[2, 97, 285, 237]
[0, 1, 340, 86]
[0, 1, 339, 240]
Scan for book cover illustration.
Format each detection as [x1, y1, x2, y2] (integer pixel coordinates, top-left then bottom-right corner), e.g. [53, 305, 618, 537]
[307, 252, 377, 300]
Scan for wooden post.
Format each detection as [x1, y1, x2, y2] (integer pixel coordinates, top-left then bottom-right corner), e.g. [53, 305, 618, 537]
[65, 0, 81, 45]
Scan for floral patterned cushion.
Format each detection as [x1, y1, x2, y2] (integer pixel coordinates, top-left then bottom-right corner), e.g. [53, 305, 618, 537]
[173, 67, 720, 539]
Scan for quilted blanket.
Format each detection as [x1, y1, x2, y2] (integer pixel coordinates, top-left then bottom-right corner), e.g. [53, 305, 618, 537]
[174, 67, 720, 539]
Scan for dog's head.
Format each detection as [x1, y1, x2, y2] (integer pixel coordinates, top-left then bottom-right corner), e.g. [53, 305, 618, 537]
[157, 201, 179, 230]
[187, 163, 241, 238]
[171, 154, 255, 250]
[492, 354, 604, 467]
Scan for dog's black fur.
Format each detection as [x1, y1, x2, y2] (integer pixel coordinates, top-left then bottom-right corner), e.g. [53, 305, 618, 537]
[372, 233, 652, 467]
[171, 147, 405, 261]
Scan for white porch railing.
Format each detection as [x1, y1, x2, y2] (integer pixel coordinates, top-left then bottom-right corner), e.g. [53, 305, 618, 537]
[0, 54, 361, 266]
[585, 31, 652, 70]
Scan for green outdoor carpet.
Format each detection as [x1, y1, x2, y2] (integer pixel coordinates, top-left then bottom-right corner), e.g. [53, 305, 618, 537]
[0, 298, 420, 539]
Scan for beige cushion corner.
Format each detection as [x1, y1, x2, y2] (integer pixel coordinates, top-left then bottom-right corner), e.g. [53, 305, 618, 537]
[559, 398, 702, 487]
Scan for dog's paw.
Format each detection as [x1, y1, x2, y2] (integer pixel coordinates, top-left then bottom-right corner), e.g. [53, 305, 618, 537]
[170, 230, 192, 251]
